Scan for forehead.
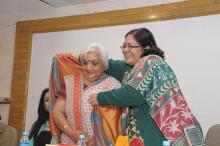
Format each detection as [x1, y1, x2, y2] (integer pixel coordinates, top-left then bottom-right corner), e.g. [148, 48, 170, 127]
[83, 51, 102, 61]
[125, 34, 137, 43]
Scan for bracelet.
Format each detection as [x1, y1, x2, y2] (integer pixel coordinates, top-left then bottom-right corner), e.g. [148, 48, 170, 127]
[63, 124, 68, 131]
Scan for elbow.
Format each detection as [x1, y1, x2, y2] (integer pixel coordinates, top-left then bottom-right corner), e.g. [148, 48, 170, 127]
[52, 106, 60, 124]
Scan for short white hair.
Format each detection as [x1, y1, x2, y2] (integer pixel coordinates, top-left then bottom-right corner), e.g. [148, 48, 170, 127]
[79, 42, 109, 70]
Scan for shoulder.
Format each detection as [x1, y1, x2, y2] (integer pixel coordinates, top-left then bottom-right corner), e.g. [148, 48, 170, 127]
[109, 59, 130, 67]
[134, 55, 164, 68]
[129, 55, 165, 78]
[141, 55, 163, 64]
[102, 76, 121, 89]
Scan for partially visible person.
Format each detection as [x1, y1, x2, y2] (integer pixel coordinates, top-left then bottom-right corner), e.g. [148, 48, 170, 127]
[50, 43, 122, 146]
[0, 121, 15, 146]
[89, 28, 205, 146]
[29, 88, 56, 146]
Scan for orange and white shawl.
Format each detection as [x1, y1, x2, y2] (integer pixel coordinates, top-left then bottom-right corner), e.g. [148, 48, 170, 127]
[49, 54, 122, 146]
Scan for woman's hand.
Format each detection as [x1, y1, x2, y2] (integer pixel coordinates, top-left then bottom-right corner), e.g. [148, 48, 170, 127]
[72, 132, 93, 145]
[89, 93, 99, 106]
[69, 130, 81, 143]
[85, 135, 94, 146]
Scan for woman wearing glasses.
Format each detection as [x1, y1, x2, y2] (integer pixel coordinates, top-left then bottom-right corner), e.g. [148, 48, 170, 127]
[89, 28, 205, 146]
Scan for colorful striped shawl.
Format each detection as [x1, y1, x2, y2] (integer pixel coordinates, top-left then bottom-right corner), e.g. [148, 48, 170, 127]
[49, 53, 82, 142]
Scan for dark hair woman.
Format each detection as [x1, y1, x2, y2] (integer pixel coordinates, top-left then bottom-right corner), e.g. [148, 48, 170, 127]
[125, 28, 165, 58]
[89, 28, 205, 146]
[29, 88, 56, 146]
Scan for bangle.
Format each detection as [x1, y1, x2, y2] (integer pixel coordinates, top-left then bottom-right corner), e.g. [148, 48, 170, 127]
[63, 124, 68, 131]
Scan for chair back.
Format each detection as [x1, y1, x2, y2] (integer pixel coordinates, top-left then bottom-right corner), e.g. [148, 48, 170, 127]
[205, 124, 220, 146]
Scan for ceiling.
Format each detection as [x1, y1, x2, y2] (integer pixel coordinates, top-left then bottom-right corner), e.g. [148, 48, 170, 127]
[0, 0, 108, 13]
[0, 0, 184, 14]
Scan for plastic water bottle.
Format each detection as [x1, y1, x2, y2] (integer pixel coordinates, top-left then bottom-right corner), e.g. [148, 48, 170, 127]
[163, 140, 170, 146]
[20, 131, 29, 146]
[77, 134, 86, 146]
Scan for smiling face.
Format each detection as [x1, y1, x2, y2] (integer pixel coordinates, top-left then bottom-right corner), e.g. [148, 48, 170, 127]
[81, 51, 106, 84]
[122, 34, 144, 66]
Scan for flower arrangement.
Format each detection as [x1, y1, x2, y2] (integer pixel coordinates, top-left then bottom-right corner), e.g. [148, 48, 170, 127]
[129, 137, 144, 146]
[115, 135, 144, 146]
[115, 135, 129, 146]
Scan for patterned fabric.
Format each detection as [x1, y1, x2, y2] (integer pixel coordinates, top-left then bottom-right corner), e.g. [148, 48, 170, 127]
[49, 54, 122, 145]
[126, 109, 141, 139]
[83, 76, 122, 137]
[49, 53, 82, 142]
[123, 55, 205, 146]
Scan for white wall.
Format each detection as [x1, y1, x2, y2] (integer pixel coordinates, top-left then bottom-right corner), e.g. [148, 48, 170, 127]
[0, 103, 10, 124]
[0, 24, 15, 97]
[0, 23, 15, 124]
[26, 14, 220, 136]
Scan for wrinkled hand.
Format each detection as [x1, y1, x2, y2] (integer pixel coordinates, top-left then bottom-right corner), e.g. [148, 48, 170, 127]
[89, 93, 99, 106]
[85, 135, 94, 146]
[70, 130, 81, 143]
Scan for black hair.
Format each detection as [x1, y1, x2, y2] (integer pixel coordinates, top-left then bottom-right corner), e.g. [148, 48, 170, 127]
[29, 88, 49, 146]
[125, 28, 165, 58]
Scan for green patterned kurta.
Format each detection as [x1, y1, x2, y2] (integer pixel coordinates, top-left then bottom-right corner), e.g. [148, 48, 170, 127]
[98, 55, 205, 146]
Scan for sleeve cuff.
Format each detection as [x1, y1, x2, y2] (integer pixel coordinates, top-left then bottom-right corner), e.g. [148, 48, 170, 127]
[97, 91, 108, 105]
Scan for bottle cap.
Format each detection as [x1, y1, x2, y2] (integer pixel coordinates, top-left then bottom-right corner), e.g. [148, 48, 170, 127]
[22, 131, 28, 136]
[79, 134, 85, 139]
[163, 140, 170, 145]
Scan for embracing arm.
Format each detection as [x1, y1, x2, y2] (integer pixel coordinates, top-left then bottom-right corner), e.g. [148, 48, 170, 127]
[106, 59, 131, 82]
[97, 84, 146, 107]
[52, 98, 81, 143]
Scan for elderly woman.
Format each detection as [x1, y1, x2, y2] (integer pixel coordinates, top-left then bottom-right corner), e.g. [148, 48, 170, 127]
[50, 43, 122, 146]
[89, 28, 205, 146]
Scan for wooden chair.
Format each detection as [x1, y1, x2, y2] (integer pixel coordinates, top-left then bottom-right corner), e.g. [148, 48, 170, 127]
[205, 124, 220, 146]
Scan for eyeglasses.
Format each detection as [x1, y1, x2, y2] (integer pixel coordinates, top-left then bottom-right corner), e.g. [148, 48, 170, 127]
[120, 44, 141, 50]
